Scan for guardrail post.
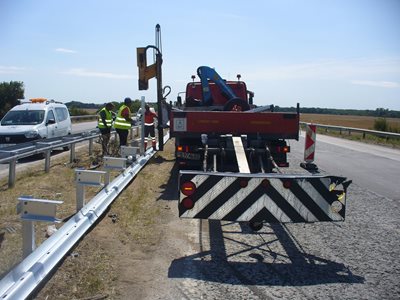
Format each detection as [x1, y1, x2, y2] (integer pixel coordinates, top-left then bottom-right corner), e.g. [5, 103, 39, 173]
[89, 138, 93, 156]
[70, 143, 76, 163]
[76, 182, 85, 211]
[8, 158, 17, 188]
[140, 96, 145, 155]
[44, 150, 51, 173]
[22, 220, 35, 258]
[17, 196, 62, 258]
[75, 170, 106, 211]
[103, 157, 127, 185]
[120, 146, 138, 162]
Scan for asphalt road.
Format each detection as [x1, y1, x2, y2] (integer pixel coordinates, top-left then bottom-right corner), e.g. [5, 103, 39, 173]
[71, 121, 97, 133]
[290, 132, 400, 200]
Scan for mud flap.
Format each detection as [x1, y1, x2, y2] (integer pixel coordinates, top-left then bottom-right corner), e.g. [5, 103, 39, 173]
[178, 171, 351, 223]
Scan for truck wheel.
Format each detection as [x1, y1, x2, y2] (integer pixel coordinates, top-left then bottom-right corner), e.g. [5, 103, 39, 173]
[223, 98, 250, 111]
[249, 221, 263, 231]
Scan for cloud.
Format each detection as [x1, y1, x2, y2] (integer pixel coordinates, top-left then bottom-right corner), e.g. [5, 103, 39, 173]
[351, 80, 400, 88]
[0, 65, 25, 74]
[63, 68, 134, 79]
[55, 48, 77, 54]
[243, 58, 400, 81]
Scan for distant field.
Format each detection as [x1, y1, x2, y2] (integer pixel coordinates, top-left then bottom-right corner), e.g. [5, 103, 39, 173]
[83, 108, 99, 114]
[300, 113, 400, 131]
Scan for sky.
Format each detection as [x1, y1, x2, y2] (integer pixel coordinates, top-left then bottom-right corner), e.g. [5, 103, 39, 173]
[0, 0, 399, 110]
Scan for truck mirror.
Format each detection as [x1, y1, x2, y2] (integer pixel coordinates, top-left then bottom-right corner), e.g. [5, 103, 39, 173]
[177, 96, 182, 106]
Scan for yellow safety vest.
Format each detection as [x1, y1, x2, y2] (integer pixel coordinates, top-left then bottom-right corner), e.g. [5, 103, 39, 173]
[97, 107, 113, 129]
[114, 104, 131, 130]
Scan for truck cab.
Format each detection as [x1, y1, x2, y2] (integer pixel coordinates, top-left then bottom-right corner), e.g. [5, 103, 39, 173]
[177, 66, 252, 112]
[183, 80, 249, 109]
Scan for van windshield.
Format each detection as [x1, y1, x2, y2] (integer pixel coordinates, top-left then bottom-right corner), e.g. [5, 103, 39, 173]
[1, 110, 45, 125]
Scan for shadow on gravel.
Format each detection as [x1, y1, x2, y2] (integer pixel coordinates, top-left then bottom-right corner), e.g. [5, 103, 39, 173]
[157, 162, 179, 201]
[168, 220, 364, 286]
[147, 154, 175, 165]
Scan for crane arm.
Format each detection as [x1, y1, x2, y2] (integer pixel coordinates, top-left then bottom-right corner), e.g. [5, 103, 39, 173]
[197, 66, 237, 106]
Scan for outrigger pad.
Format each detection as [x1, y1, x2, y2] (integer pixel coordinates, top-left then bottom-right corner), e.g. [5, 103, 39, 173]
[178, 171, 351, 223]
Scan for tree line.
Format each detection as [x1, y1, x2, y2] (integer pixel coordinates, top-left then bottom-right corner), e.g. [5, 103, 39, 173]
[274, 106, 400, 118]
[0, 81, 399, 119]
[0, 81, 152, 118]
[65, 100, 156, 116]
[0, 81, 24, 118]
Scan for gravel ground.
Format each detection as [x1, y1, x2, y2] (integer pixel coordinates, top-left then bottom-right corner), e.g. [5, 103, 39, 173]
[166, 187, 399, 300]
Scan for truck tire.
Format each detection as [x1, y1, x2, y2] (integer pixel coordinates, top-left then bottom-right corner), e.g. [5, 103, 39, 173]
[223, 98, 250, 111]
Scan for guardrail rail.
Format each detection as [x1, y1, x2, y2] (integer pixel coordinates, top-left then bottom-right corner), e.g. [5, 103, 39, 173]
[300, 122, 400, 140]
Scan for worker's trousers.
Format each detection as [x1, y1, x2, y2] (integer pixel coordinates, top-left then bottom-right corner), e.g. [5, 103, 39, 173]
[144, 125, 156, 149]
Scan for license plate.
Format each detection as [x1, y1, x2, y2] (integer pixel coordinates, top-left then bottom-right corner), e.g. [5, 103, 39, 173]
[176, 151, 201, 160]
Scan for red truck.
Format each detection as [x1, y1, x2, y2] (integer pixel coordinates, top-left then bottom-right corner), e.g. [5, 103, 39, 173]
[170, 66, 351, 231]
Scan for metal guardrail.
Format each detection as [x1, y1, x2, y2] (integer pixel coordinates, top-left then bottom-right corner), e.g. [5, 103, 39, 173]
[0, 133, 170, 300]
[70, 115, 97, 121]
[0, 124, 140, 189]
[300, 122, 400, 140]
[0, 130, 103, 188]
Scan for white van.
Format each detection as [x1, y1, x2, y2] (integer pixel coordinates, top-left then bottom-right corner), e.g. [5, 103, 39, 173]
[0, 98, 72, 147]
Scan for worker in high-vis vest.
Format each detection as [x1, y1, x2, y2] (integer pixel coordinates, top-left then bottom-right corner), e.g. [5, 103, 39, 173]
[114, 97, 132, 146]
[143, 104, 158, 151]
[97, 102, 115, 155]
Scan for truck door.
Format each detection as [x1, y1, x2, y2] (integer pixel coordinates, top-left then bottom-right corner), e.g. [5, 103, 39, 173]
[46, 110, 57, 138]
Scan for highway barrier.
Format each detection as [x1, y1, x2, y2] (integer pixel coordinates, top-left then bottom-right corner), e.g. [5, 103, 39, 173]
[0, 133, 169, 300]
[300, 122, 400, 140]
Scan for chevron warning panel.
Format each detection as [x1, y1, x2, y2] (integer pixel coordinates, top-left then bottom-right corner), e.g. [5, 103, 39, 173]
[178, 171, 351, 223]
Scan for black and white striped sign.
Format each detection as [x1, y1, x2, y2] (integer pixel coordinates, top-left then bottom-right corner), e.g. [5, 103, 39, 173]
[179, 171, 349, 223]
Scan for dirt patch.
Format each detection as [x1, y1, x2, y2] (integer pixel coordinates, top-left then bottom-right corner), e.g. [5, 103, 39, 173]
[33, 140, 192, 299]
